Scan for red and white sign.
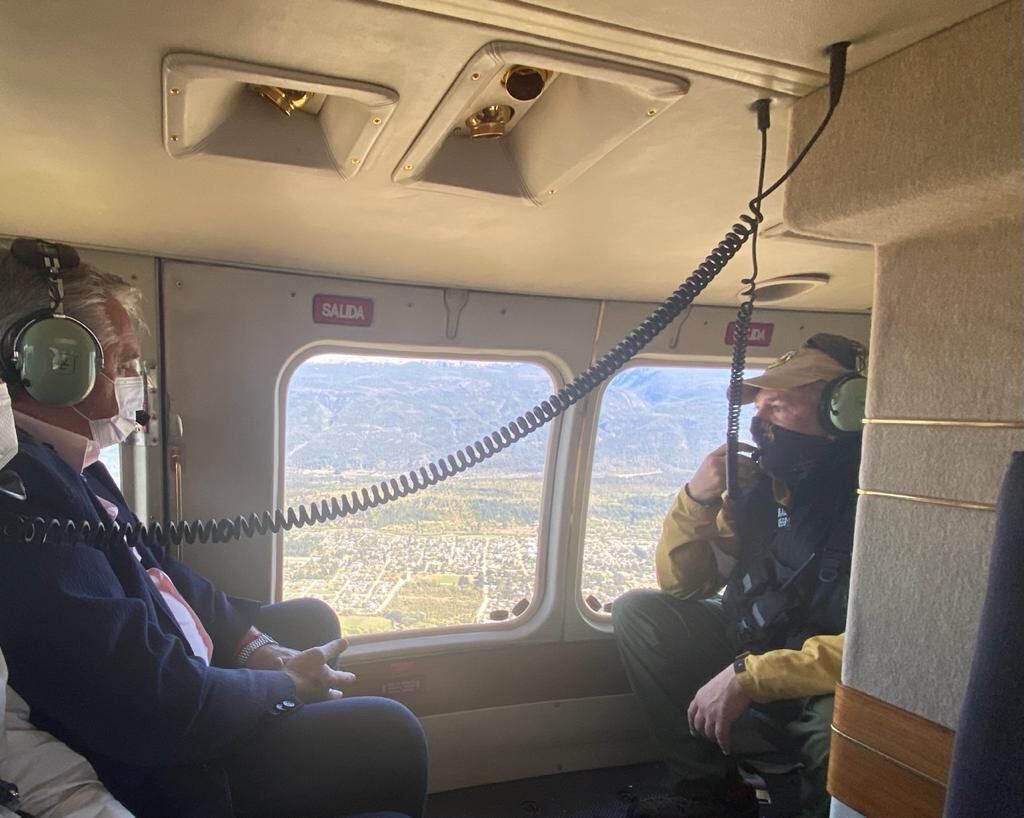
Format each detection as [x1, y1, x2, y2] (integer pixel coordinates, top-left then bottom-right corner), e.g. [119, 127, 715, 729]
[313, 294, 374, 327]
[725, 321, 774, 346]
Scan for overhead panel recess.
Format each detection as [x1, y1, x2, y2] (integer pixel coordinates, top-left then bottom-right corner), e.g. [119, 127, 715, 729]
[393, 42, 689, 205]
[162, 53, 398, 179]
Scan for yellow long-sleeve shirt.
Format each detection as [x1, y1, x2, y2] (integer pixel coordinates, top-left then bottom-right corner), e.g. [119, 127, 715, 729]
[655, 483, 844, 704]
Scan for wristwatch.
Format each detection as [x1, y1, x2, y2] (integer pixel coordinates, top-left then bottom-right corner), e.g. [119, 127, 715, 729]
[0, 778, 30, 818]
[237, 633, 279, 667]
[733, 656, 748, 675]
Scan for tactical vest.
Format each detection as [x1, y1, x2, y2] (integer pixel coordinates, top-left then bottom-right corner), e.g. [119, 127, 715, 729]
[721, 440, 860, 654]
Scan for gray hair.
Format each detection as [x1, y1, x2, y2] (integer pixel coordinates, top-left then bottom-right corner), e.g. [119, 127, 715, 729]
[0, 244, 144, 352]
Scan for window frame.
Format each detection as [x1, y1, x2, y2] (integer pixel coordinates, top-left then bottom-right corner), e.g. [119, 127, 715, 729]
[575, 358, 744, 627]
[276, 342, 565, 647]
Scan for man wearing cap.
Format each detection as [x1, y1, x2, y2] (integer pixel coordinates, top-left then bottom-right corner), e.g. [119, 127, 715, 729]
[615, 334, 866, 818]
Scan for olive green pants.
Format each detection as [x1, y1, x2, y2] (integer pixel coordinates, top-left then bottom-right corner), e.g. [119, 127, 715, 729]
[613, 589, 833, 818]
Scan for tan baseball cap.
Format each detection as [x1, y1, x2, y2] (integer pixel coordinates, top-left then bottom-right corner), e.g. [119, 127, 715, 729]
[737, 333, 865, 404]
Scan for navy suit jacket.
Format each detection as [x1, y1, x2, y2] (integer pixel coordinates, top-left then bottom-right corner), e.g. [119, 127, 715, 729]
[0, 432, 296, 816]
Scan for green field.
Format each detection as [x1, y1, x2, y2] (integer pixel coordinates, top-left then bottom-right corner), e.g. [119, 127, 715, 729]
[387, 576, 483, 629]
[338, 614, 396, 635]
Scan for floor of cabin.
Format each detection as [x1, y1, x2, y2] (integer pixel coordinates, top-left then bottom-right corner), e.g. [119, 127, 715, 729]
[425, 763, 667, 818]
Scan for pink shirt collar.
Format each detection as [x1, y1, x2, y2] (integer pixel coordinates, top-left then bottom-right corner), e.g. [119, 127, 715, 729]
[14, 411, 101, 474]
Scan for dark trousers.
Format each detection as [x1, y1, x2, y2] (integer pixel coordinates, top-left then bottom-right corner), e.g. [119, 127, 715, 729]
[613, 590, 832, 818]
[223, 599, 429, 818]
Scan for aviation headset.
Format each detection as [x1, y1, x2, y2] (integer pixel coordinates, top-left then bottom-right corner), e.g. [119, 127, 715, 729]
[808, 334, 868, 437]
[0, 238, 105, 406]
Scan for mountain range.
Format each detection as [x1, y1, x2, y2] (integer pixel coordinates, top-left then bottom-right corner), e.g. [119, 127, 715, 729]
[284, 357, 751, 483]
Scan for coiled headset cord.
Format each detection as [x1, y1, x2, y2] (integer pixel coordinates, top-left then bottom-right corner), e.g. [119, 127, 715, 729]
[724, 98, 770, 499]
[1, 44, 850, 549]
[724, 42, 849, 498]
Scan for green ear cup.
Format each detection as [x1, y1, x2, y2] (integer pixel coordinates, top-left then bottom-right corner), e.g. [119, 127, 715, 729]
[15, 316, 101, 406]
[828, 375, 867, 434]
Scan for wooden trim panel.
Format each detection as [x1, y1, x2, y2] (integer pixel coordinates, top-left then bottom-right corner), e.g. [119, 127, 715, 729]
[829, 683, 955, 818]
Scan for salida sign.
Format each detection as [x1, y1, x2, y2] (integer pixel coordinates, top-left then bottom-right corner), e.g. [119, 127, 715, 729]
[724, 321, 774, 346]
[313, 294, 374, 327]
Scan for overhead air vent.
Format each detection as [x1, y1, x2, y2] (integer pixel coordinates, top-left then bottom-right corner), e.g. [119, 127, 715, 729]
[744, 273, 831, 303]
[162, 54, 398, 179]
[393, 42, 689, 205]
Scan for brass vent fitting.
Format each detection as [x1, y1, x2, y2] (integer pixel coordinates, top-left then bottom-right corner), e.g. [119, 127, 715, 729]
[251, 85, 312, 116]
[502, 66, 550, 101]
[465, 104, 515, 140]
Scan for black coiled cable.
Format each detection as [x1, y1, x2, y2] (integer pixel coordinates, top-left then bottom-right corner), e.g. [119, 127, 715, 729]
[1, 208, 761, 549]
[1, 43, 851, 549]
[723, 42, 850, 497]
[725, 100, 770, 498]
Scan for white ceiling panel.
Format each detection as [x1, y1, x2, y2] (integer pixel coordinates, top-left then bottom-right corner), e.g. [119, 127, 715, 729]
[515, 0, 1005, 74]
[0, 0, 998, 309]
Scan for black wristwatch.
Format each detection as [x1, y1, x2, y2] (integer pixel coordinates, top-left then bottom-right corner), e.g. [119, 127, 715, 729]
[0, 777, 34, 818]
[733, 657, 747, 675]
[0, 779, 19, 809]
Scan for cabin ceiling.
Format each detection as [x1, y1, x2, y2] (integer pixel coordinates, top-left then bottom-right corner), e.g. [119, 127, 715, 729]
[0, 0, 1005, 310]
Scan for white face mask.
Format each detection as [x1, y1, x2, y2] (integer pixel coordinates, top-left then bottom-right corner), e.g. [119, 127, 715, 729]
[113, 375, 145, 421]
[0, 382, 17, 470]
[74, 374, 144, 449]
[81, 414, 138, 449]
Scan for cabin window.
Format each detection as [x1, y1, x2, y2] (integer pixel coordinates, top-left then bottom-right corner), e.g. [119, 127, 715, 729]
[282, 353, 555, 637]
[582, 365, 753, 615]
[98, 445, 122, 489]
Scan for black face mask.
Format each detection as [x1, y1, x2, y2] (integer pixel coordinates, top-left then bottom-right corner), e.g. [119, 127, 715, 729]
[750, 416, 835, 481]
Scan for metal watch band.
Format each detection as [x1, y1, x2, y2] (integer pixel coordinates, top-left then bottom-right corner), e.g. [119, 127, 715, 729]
[237, 633, 278, 667]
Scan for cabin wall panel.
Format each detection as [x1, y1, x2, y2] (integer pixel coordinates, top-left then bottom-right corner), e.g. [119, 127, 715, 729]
[844, 498, 994, 727]
[781, 0, 1021, 246]
[861, 427, 1024, 506]
[780, 6, 1022, 812]
[868, 222, 1023, 423]
[422, 695, 658, 792]
[782, 0, 1022, 730]
[847, 218, 1023, 728]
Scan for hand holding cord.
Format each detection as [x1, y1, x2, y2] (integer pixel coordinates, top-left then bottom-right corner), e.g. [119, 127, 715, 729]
[0, 42, 851, 549]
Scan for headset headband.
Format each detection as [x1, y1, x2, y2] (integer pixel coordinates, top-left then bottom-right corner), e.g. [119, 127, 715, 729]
[10, 238, 81, 271]
[10, 238, 81, 316]
[804, 333, 867, 374]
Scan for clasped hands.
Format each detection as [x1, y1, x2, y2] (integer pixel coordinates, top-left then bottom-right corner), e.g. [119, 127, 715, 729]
[247, 638, 357, 703]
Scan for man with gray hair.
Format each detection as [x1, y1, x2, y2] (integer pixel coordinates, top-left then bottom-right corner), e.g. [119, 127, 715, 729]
[0, 239, 428, 818]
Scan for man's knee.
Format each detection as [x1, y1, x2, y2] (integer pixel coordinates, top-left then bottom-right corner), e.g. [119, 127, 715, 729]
[612, 588, 705, 646]
[797, 695, 834, 769]
[257, 597, 341, 648]
[612, 589, 665, 634]
[360, 696, 423, 749]
[353, 698, 428, 767]
[300, 597, 343, 642]
[378, 698, 426, 745]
